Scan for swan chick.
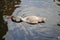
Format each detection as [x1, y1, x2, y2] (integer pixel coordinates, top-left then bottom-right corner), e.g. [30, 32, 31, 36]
[11, 16, 46, 24]
[23, 16, 46, 23]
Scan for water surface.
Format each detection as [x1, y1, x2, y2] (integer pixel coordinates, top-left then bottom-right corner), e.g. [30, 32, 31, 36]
[4, 0, 60, 40]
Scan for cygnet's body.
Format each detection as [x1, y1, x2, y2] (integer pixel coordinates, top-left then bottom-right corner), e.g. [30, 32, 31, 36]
[17, 16, 46, 23]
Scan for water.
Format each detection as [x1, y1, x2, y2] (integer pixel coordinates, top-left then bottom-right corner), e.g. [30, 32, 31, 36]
[3, 0, 60, 40]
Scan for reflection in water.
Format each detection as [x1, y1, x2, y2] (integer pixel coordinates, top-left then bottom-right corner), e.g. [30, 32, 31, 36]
[53, 0, 60, 6]
[0, 0, 21, 40]
[57, 23, 60, 26]
[58, 11, 60, 16]
[58, 14, 60, 16]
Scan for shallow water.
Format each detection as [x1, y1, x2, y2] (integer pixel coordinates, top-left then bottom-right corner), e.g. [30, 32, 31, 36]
[3, 0, 60, 40]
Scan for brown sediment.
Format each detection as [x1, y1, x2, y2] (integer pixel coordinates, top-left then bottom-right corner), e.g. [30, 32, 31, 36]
[0, 0, 21, 39]
[3, 0, 21, 16]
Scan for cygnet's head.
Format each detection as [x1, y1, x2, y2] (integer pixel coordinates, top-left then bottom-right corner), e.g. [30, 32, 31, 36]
[11, 16, 23, 23]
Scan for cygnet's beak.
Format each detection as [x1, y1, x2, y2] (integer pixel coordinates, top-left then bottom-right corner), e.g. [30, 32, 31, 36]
[7, 16, 12, 19]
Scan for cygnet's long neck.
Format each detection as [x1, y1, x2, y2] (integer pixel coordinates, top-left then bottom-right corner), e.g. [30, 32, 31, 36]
[17, 16, 26, 22]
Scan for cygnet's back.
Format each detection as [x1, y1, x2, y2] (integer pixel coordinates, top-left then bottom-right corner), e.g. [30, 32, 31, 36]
[24, 16, 40, 23]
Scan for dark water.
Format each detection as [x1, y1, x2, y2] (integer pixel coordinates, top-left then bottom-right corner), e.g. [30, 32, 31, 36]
[1, 0, 60, 40]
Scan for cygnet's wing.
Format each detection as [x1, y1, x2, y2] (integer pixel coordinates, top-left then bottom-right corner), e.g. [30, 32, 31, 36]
[24, 16, 39, 23]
